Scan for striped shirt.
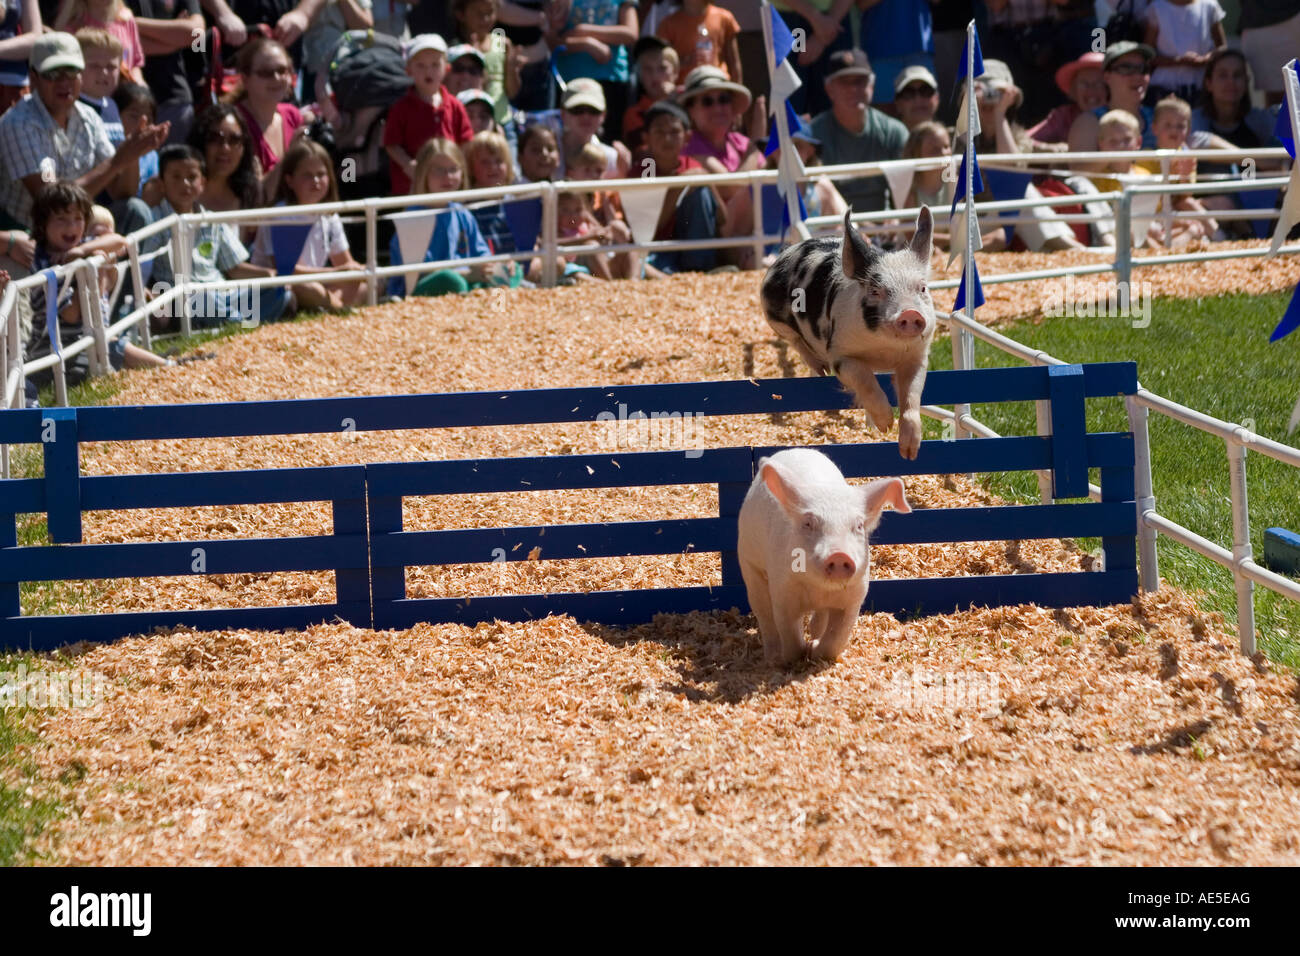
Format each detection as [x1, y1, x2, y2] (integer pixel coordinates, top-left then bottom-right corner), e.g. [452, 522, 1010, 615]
[0, 94, 115, 228]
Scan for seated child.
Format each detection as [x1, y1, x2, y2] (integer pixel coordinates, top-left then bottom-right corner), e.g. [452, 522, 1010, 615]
[566, 141, 637, 279]
[23, 183, 162, 387]
[901, 122, 1004, 252]
[147, 145, 292, 330]
[387, 137, 500, 297]
[250, 140, 367, 310]
[1150, 95, 1218, 241]
[622, 37, 679, 156]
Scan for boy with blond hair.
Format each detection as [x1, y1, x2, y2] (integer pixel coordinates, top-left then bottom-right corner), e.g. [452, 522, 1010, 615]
[622, 37, 680, 156]
[384, 34, 474, 195]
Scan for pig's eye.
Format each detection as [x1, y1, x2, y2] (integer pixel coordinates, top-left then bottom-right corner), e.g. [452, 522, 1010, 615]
[864, 285, 885, 305]
[855, 519, 866, 535]
[802, 512, 819, 531]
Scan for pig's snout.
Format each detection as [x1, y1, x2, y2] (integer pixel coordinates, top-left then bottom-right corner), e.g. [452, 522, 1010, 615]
[896, 309, 927, 337]
[823, 552, 858, 580]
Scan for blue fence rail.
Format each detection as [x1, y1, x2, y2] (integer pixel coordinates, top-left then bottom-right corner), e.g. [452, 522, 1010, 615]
[0, 362, 1139, 651]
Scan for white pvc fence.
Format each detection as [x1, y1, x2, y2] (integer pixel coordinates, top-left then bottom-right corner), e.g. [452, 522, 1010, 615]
[1, 146, 1298, 654]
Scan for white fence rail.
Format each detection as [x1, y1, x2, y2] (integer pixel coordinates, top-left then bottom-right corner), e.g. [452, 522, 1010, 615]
[1, 148, 1298, 653]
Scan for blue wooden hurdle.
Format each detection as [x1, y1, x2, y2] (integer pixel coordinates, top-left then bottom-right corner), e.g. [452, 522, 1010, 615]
[0, 362, 1139, 651]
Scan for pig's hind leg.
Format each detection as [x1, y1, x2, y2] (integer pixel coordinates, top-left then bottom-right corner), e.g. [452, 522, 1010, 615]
[769, 321, 830, 377]
[833, 357, 895, 433]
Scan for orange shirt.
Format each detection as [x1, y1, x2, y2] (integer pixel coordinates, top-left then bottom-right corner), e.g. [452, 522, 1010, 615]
[656, 6, 741, 78]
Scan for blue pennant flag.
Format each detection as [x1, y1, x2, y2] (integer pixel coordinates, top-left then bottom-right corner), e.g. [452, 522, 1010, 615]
[983, 167, 1034, 246]
[953, 262, 985, 312]
[1271, 280, 1300, 341]
[765, 100, 803, 158]
[955, 27, 984, 84]
[1276, 88, 1295, 159]
[503, 196, 543, 252]
[769, 3, 795, 64]
[42, 268, 60, 356]
[269, 223, 312, 277]
[949, 151, 984, 221]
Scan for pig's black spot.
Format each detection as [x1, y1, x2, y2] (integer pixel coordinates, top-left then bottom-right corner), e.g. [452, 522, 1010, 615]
[801, 254, 838, 340]
[861, 298, 881, 331]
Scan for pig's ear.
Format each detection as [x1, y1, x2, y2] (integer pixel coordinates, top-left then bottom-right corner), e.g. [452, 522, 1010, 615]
[909, 205, 933, 266]
[841, 208, 872, 281]
[761, 460, 805, 514]
[862, 478, 910, 531]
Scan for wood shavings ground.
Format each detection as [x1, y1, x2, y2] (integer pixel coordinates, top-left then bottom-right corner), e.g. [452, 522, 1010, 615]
[10, 245, 1300, 865]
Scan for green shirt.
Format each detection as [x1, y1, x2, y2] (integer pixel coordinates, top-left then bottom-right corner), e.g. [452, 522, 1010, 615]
[810, 107, 908, 213]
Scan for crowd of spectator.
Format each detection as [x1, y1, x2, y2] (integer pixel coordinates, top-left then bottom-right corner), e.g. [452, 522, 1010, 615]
[0, 0, 1296, 393]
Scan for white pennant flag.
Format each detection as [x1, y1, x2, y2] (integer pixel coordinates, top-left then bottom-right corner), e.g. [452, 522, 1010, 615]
[947, 203, 983, 268]
[1270, 161, 1300, 255]
[618, 186, 670, 245]
[769, 58, 802, 110]
[391, 208, 441, 295]
[882, 164, 915, 211]
[954, 89, 981, 139]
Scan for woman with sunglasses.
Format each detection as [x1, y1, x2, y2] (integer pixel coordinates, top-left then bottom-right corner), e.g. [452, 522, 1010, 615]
[225, 35, 309, 198]
[188, 103, 263, 241]
[680, 65, 765, 268]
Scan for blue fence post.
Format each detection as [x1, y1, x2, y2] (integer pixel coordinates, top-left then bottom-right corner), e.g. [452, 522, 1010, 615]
[1100, 449, 1138, 579]
[368, 488, 405, 629]
[1047, 364, 1087, 499]
[0, 512, 17, 627]
[332, 488, 371, 627]
[718, 480, 748, 592]
[41, 407, 82, 543]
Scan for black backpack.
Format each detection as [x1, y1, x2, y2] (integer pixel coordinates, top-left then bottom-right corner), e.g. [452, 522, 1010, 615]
[329, 32, 413, 115]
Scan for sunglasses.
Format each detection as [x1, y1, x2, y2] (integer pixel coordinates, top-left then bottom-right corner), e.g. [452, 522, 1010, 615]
[567, 105, 602, 116]
[1107, 62, 1151, 76]
[896, 84, 935, 99]
[38, 67, 79, 82]
[452, 60, 484, 74]
[252, 66, 292, 79]
[207, 131, 244, 147]
[694, 92, 732, 108]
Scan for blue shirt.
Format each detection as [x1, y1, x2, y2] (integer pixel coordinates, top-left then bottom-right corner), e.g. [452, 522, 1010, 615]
[386, 202, 491, 296]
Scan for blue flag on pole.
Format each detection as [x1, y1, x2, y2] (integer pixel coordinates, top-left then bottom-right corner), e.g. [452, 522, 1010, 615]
[955, 27, 984, 82]
[769, 3, 795, 63]
[949, 152, 984, 220]
[953, 261, 985, 312]
[765, 100, 803, 158]
[1271, 282, 1300, 341]
[1276, 88, 1295, 159]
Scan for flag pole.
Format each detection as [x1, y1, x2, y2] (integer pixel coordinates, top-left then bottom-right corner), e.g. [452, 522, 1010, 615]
[952, 19, 978, 441]
[761, 0, 811, 241]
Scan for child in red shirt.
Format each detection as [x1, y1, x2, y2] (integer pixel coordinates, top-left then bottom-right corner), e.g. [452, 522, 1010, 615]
[384, 34, 474, 195]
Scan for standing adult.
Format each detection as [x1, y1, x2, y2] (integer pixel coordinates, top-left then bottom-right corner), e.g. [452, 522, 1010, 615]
[200, 0, 325, 63]
[550, 0, 639, 140]
[123, 0, 203, 144]
[809, 48, 907, 213]
[928, 0, 969, 124]
[770, 0, 852, 117]
[1239, 0, 1300, 107]
[858, 0, 933, 113]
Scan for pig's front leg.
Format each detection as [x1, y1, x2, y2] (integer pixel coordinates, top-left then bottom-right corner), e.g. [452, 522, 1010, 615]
[809, 607, 856, 661]
[768, 592, 809, 665]
[892, 357, 929, 460]
[833, 357, 894, 433]
[741, 563, 781, 657]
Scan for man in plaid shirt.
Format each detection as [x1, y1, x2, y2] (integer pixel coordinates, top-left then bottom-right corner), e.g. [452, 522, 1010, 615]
[0, 32, 167, 231]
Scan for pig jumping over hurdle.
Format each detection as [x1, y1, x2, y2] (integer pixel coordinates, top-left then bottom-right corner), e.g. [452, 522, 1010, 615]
[760, 207, 936, 459]
[738, 448, 910, 665]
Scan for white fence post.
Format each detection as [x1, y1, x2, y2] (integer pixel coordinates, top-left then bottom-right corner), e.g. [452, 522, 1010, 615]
[1227, 435, 1256, 654]
[1034, 398, 1053, 503]
[1125, 394, 1159, 592]
[751, 178, 765, 267]
[172, 218, 192, 338]
[365, 202, 378, 307]
[1115, 189, 1132, 288]
[541, 183, 558, 288]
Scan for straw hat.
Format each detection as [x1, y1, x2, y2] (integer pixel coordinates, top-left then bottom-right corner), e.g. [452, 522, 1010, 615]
[677, 66, 752, 113]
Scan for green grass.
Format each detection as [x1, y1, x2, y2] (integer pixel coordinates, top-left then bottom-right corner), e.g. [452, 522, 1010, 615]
[927, 290, 1300, 669]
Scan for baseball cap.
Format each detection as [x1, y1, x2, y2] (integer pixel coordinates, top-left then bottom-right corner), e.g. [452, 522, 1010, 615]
[405, 34, 448, 65]
[457, 89, 495, 110]
[824, 49, 872, 82]
[562, 77, 606, 112]
[1103, 40, 1155, 71]
[448, 44, 485, 66]
[894, 64, 938, 95]
[30, 32, 84, 74]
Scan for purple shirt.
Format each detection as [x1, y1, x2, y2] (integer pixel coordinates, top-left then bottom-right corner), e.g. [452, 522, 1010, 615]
[684, 129, 751, 172]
